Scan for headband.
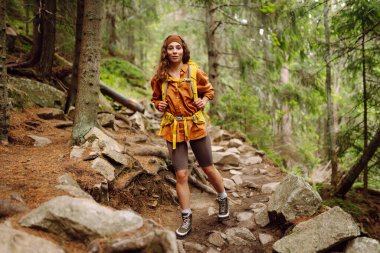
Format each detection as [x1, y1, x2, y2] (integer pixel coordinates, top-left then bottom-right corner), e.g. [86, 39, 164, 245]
[165, 35, 183, 47]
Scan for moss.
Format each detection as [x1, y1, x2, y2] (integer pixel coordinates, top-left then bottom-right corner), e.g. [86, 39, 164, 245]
[100, 58, 148, 99]
[322, 197, 363, 217]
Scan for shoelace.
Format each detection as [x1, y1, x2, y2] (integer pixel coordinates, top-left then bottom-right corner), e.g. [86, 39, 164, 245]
[219, 199, 227, 212]
[181, 216, 191, 229]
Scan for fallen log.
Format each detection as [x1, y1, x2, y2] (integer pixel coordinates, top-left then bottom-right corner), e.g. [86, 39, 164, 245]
[100, 81, 145, 113]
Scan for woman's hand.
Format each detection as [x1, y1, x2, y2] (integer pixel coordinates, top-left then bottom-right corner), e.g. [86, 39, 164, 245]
[194, 97, 209, 109]
[157, 101, 168, 112]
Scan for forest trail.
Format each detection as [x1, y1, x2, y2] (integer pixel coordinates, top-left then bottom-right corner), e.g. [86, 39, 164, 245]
[0, 107, 287, 253]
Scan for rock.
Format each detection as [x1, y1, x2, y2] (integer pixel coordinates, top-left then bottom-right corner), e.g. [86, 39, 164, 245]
[132, 146, 169, 159]
[254, 207, 270, 227]
[36, 108, 65, 120]
[231, 175, 243, 185]
[258, 233, 274, 245]
[223, 178, 236, 190]
[235, 211, 254, 222]
[8, 76, 65, 109]
[130, 113, 145, 131]
[208, 232, 226, 247]
[232, 192, 240, 198]
[177, 240, 186, 253]
[272, 206, 361, 253]
[268, 174, 322, 220]
[208, 126, 232, 143]
[92, 180, 110, 203]
[54, 121, 73, 129]
[228, 138, 243, 148]
[97, 113, 115, 128]
[20, 196, 144, 241]
[211, 145, 225, 152]
[225, 227, 256, 246]
[27, 134, 52, 147]
[238, 144, 256, 153]
[261, 182, 280, 194]
[91, 158, 115, 181]
[70, 145, 85, 160]
[208, 207, 217, 216]
[213, 151, 240, 166]
[249, 203, 267, 213]
[0, 224, 65, 253]
[0, 198, 27, 217]
[226, 147, 240, 154]
[55, 184, 93, 200]
[230, 169, 243, 175]
[206, 247, 220, 253]
[183, 241, 207, 252]
[245, 182, 260, 190]
[220, 165, 242, 171]
[259, 168, 268, 175]
[102, 147, 133, 167]
[85, 127, 122, 152]
[125, 135, 148, 144]
[242, 156, 262, 165]
[344, 237, 380, 253]
[255, 150, 266, 156]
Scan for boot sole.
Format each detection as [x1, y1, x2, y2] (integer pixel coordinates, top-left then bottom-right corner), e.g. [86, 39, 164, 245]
[176, 228, 192, 238]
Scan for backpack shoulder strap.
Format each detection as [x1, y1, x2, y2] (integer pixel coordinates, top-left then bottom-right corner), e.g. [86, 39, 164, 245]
[188, 63, 198, 100]
[161, 81, 169, 101]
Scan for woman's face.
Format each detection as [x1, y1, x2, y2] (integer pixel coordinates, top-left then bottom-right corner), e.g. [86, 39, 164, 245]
[166, 42, 183, 64]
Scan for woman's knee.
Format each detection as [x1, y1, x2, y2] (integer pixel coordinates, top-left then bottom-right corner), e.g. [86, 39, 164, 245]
[176, 169, 189, 184]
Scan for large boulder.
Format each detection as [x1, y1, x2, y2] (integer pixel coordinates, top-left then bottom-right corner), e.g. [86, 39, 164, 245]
[85, 127, 123, 152]
[213, 151, 240, 166]
[344, 237, 380, 253]
[8, 76, 65, 109]
[20, 196, 144, 242]
[268, 174, 322, 220]
[273, 206, 361, 253]
[0, 224, 65, 253]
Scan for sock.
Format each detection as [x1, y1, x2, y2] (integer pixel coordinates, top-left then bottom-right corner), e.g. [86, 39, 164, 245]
[181, 208, 192, 216]
[218, 191, 227, 200]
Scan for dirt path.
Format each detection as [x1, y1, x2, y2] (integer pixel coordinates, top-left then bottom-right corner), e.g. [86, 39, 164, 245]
[0, 108, 286, 252]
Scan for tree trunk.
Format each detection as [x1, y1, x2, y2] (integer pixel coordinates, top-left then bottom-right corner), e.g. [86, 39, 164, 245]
[335, 127, 380, 197]
[22, 0, 43, 67]
[106, 3, 118, 56]
[64, 0, 84, 113]
[72, 0, 103, 144]
[38, 0, 56, 81]
[280, 66, 292, 145]
[25, 0, 31, 35]
[361, 15, 368, 195]
[324, 0, 338, 187]
[0, 0, 9, 142]
[205, 0, 220, 116]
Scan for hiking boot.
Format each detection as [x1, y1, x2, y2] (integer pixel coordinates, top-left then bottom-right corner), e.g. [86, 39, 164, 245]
[176, 213, 192, 237]
[218, 197, 229, 221]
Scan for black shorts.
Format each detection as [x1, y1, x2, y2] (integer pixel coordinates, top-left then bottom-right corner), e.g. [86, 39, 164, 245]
[166, 136, 213, 171]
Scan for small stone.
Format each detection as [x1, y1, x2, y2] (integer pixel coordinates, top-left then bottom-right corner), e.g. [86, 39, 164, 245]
[27, 135, 52, 147]
[232, 192, 240, 198]
[255, 208, 270, 227]
[70, 145, 85, 160]
[228, 138, 243, 148]
[242, 156, 262, 165]
[208, 232, 226, 247]
[230, 169, 243, 175]
[258, 233, 274, 245]
[231, 175, 243, 185]
[208, 207, 218, 216]
[236, 212, 254, 222]
[261, 182, 280, 194]
[223, 178, 236, 190]
[250, 203, 267, 213]
[212, 146, 225, 152]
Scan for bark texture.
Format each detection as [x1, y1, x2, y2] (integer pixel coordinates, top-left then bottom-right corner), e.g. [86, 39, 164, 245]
[324, 0, 338, 187]
[0, 0, 9, 141]
[205, 0, 220, 116]
[335, 127, 380, 197]
[65, 0, 84, 113]
[72, 0, 103, 144]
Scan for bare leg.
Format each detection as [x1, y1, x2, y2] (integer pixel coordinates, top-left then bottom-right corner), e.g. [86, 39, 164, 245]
[175, 169, 190, 210]
[202, 165, 225, 193]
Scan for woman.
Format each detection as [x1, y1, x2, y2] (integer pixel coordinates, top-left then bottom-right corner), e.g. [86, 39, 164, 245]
[151, 35, 229, 237]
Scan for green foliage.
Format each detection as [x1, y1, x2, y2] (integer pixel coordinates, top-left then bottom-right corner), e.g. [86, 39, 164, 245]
[213, 81, 272, 148]
[322, 198, 362, 217]
[100, 58, 148, 98]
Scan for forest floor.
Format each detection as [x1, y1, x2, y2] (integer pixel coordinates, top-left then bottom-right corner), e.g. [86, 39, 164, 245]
[0, 108, 379, 253]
